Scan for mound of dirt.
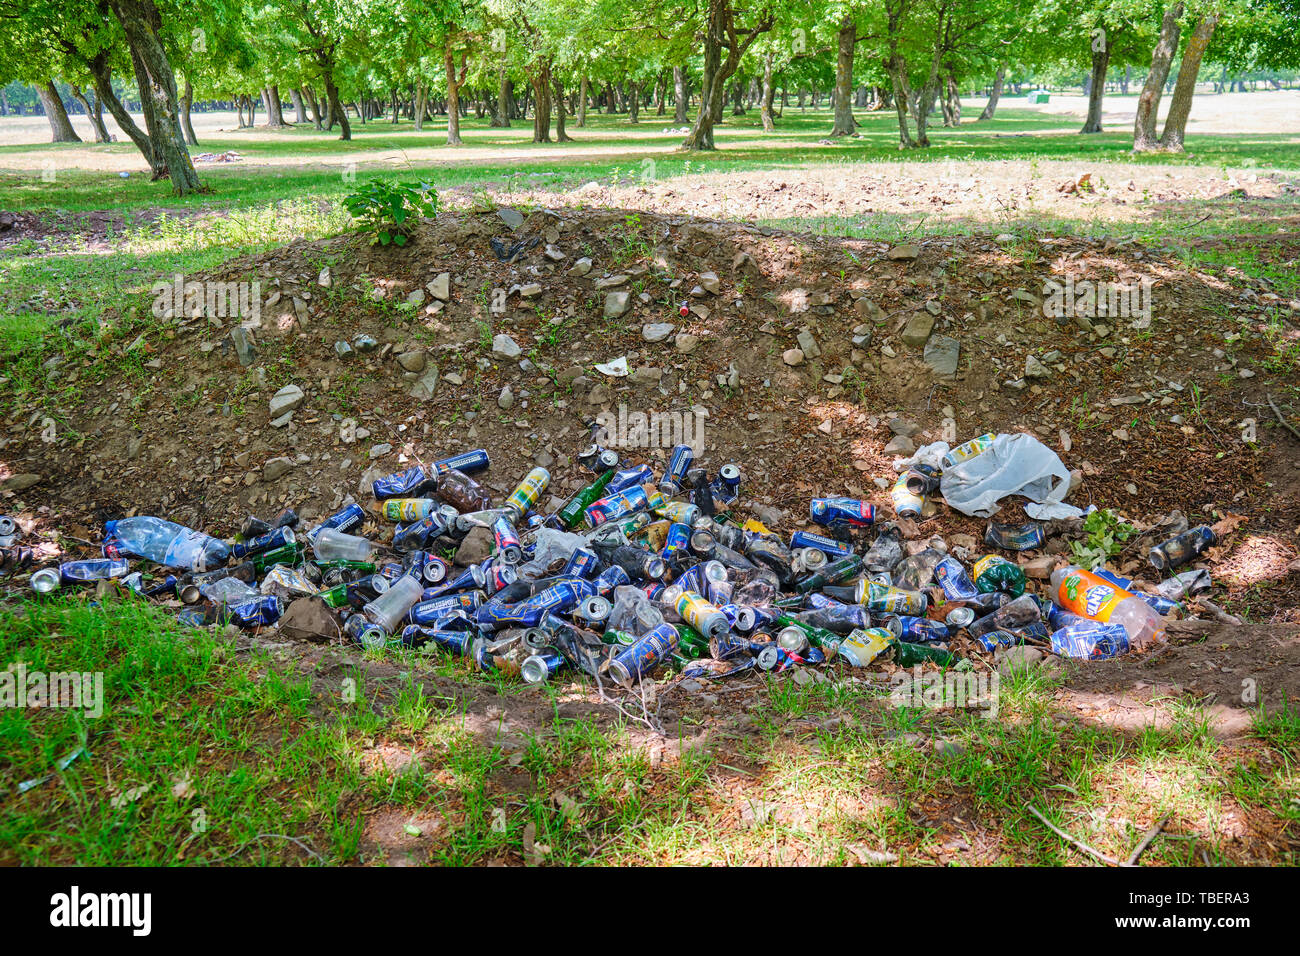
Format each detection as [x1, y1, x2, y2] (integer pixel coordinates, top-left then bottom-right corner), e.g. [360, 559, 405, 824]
[3, 203, 1298, 629]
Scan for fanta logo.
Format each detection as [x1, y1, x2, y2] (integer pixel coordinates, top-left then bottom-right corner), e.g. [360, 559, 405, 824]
[1085, 585, 1114, 617]
[1065, 575, 1081, 601]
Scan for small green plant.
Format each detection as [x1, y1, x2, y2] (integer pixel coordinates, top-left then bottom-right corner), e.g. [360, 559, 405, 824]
[1070, 508, 1136, 569]
[344, 180, 438, 247]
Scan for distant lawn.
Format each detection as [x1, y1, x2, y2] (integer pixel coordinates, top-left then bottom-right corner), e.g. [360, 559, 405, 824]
[2, 105, 1297, 215]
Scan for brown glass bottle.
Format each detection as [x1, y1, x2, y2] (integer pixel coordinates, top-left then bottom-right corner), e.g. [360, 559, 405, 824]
[434, 468, 492, 513]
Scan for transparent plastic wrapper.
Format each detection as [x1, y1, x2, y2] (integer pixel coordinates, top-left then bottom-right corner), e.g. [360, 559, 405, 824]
[939, 433, 1083, 520]
[199, 576, 260, 606]
[517, 527, 589, 581]
[606, 585, 665, 636]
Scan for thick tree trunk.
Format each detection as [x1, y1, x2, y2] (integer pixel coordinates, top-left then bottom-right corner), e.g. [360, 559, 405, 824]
[673, 67, 688, 123]
[492, 68, 511, 127]
[629, 80, 641, 123]
[978, 64, 1004, 120]
[37, 80, 81, 142]
[760, 51, 776, 131]
[554, 77, 573, 141]
[1134, 2, 1184, 152]
[531, 62, 553, 142]
[324, 71, 350, 140]
[110, 0, 201, 193]
[655, 71, 667, 115]
[577, 75, 588, 127]
[831, 17, 857, 135]
[1159, 14, 1217, 151]
[290, 88, 307, 123]
[180, 78, 198, 144]
[683, 0, 727, 149]
[263, 84, 287, 126]
[1080, 45, 1110, 133]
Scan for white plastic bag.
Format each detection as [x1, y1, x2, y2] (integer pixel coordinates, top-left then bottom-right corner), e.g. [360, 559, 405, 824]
[939, 433, 1082, 519]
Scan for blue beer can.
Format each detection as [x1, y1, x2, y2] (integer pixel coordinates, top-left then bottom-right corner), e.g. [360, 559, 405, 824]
[433, 448, 490, 475]
[809, 498, 876, 528]
[788, 530, 853, 559]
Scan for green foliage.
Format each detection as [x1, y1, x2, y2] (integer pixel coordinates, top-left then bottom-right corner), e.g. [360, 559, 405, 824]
[1070, 508, 1136, 569]
[344, 179, 438, 247]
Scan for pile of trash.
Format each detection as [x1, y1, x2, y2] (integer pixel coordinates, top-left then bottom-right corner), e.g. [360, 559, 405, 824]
[0, 433, 1221, 687]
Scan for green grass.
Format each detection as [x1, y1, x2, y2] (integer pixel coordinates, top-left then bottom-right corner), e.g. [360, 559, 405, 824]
[3, 596, 1294, 864]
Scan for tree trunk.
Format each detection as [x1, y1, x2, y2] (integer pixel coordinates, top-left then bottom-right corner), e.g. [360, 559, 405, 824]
[531, 61, 553, 142]
[413, 83, 426, 130]
[1133, 2, 1185, 152]
[682, 0, 727, 149]
[69, 85, 111, 142]
[1159, 14, 1217, 151]
[577, 75, 588, 127]
[673, 67, 688, 123]
[263, 84, 287, 126]
[444, 39, 463, 145]
[290, 87, 307, 123]
[110, 0, 201, 193]
[978, 64, 1004, 120]
[179, 78, 198, 144]
[492, 67, 511, 127]
[1080, 45, 1110, 133]
[831, 17, 856, 135]
[324, 71, 350, 140]
[655, 71, 667, 115]
[629, 80, 641, 123]
[554, 77, 573, 141]
[87, 52, 159, 170]
[941, 72, 960, 126]
[760, 51, 776, 131]
[37, 80, 81, 142]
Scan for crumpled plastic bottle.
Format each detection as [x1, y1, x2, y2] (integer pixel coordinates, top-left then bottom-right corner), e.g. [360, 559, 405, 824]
[105, 516, 231, 572]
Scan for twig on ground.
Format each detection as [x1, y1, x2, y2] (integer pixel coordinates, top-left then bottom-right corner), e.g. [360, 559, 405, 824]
[1027, 804, 1121, 866]
[1197, 599, 1244, 625]
[1127, 814, 1170, 866]
[1267, 393, 1300, 442]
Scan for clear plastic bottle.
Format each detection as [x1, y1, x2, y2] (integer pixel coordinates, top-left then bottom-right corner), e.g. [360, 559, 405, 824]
[363, 574, 424, 632]
[1049, 566, 1165, 647]
[313, 528, 376, 562]
[105, 516, 231, 572]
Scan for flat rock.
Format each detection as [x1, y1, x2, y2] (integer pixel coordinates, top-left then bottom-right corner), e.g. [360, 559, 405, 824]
[782, 348, 805, 366]
[675, 333, 700, 353]
[269, 384, 305, 417]
[262, 457, 294, 481]
[888, 244, 920, 260]
[642, 322, 675, 343]
[493, 334, 522, 358]
[409, 366, 439, 400]
[396, 350, 426, 372]
[427, 272, 450, 301]
[923, 335, 960, 376]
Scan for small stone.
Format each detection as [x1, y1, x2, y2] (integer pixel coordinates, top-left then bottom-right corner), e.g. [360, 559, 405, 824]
[782, 348, 805, 366]
[369, 443, 393, 459]
[317, 267, 332, 288]
[409, 366, 440, 400]
[900, 313, 936, 347]
[492, 334, 522, 358]
[923, 335, 960, 376]
[1025, 355, 1052, 379]
[888, 244, 920, 260]
[519, 282, 543, 298]
[884, 435, 915, 456]
[498, 386, 515, 409]
[269, 384, 305, 417]
[642, 322, 674, 343]
[698, 271, 721, 293]
[497, 208, 525, 230]
[569, 257, 593, 277]
[675, 333, 700, 353]
[229, 327, 256, 367]
[427, 272, 451, 301]
[604, 291, 631, 318]
[262, 457, 294, 481]
[397, 351, 426, 372]
[796, 330, 820, 359]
